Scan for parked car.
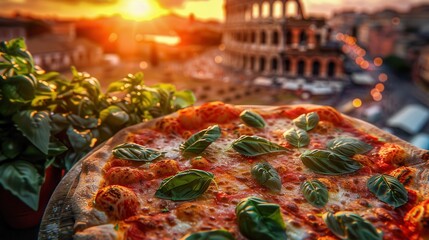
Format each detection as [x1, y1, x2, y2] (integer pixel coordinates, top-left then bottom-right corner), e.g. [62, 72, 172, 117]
[351, 72, 375, 85]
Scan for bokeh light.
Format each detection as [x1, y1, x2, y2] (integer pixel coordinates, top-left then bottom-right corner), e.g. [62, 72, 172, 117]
[373, 57, 383, 67]
[352, 98, 362, 108]
[108, 33, 118, 42]
[214, 55, 223, 64]
[360, 61, 369, 69]
[378, 73, 388, 82]
[139, 61, 148, 69]
[375, 83, 385, 92]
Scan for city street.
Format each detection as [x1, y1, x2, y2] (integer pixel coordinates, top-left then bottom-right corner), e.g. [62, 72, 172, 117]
[329, 36, 429, 143]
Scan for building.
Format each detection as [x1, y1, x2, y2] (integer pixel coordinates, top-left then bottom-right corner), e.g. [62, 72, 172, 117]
[222, 0, 344, 81]
[0, 17, 103, 72]
[357, 4, 429, 59]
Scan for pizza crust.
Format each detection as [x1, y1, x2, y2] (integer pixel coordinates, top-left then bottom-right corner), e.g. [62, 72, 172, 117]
[70, 104, 429, 238]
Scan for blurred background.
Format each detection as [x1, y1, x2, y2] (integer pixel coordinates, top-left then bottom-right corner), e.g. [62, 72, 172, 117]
[1, 0, 429, 238]
[1, 1, 429, 147]
[1, 1, 429, 156]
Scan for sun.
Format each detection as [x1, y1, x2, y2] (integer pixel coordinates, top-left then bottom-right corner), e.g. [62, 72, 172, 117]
[121, 0, 167, 21]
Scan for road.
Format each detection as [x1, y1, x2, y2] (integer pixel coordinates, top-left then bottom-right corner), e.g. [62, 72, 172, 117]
[331, 41, 429, 142]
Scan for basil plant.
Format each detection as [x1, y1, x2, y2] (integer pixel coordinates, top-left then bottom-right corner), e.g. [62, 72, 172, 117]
[0, 38, 195, 210]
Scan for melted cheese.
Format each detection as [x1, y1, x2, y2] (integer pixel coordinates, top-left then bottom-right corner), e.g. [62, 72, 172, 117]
[87, 105, 425, 239]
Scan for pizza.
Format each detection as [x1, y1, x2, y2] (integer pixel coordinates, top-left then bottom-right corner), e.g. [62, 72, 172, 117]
[71, 101, 429, 240]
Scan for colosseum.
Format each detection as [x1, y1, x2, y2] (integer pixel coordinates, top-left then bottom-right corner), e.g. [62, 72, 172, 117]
[222, 0, 344, 81]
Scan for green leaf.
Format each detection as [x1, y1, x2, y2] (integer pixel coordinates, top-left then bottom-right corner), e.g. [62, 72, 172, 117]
[180, 229, 235, 240]
[48, 139, 68, 157]
[0, 161, 44, 211]
[63, 150, 88, 171]
[327, 138, 373, 157]
[301, 179, 329, 207]
[240, 110, 266, 129]
[155, 169, 214, 201]
[67, 114, 99, 129]
[99, 105, 130, 127]
[235, 197, 287, 240]
[1, 138, 24, 159]
[323, 211, 383, 240]
[13, 110, 51, 155]
[180, 125, 221, 155]
[231, 135, 289, 157]
[283, 128, 310, 148]
[112, 143, 163, 162]
[66, 127, 92, 152]
[2, 75, 36, 103]
[106, 81, 127, 92]
[293, 112, 319, 131]
[251, 162, 282, 192]
[174, 90, 196, 109]
[367, 174, 408, 208]
[300, 149, 362, 175]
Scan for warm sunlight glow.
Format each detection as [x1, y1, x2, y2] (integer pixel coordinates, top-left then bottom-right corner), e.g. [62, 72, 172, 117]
[121, 0, 167, 21]
[145, 35, 180, 46]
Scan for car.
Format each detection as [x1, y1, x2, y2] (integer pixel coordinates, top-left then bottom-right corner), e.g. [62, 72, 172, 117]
[351, 72, 375, 85]
[282, 79, 339, 99]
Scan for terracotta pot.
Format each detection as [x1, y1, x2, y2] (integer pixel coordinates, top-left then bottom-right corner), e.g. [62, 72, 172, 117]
[0, 166, 62, 229]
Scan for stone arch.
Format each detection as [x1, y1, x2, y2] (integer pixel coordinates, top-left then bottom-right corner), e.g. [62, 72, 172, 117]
[299, 29, 307, 45]
[283, 57, 291, 74]
[260, 31, 266, 44]
[273, 1, 283, 18]
[251, 31, 256, 43]
[315, 33, 321, 46]
[312, 60, 321, 76]
[285, 0, 305, 19]
[250, 56, 256, 71]
[285, 30, 292, 45]
[297, 59, 306, 76]
[252, 3, 260, 19]
[271, 57, 278, 72]
[327, 60, 336, 77]
[272, 30, 279, 45]
[259, 56, 266, 72]
[245, 6, 252, 21]
[261, 1, 270, 18]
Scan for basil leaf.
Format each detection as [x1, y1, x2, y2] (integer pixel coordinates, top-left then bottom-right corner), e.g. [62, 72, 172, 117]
[300, 149, 362, 175]
[235, 197, 287, 240]
[231, 135, 289, 157]
[301, 179, 329, 207]
[240, 110, 266, 128]
[251, 162, 282, 192]
[180, 125, 221, 155]
[293, 112, 319, 131]
[323, 211, 383, 240]
[12, 110, 51, 155]
[180, 229, 235, 240]
[155, 169, 214, 201]
[327, 138, 373, 157]
[367, 174, 408, 208]
[283, 128, 310, 148]
[113, 143, 163, 162]
[0, 161, 44, 211]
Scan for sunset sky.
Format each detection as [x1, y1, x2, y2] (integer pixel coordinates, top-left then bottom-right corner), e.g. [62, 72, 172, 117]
[0, 0, 428, 21]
